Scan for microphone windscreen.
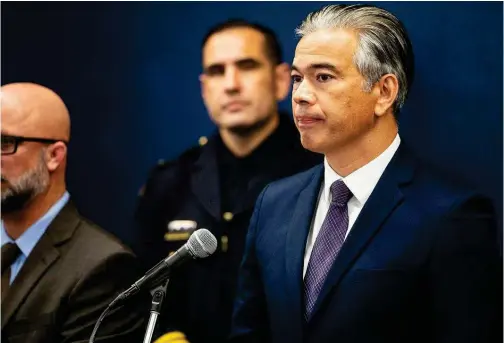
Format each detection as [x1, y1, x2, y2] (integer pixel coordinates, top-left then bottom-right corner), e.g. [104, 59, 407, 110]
[187, 229, 217, 258]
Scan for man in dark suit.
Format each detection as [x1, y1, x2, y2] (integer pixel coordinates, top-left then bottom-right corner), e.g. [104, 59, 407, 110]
[230, 4, 502, 343]
[134, 20, 321, 343]
[1, 82, 146, 342]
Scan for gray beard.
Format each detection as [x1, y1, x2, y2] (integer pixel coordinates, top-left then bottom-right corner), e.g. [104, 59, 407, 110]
[1, 156, 50, 214]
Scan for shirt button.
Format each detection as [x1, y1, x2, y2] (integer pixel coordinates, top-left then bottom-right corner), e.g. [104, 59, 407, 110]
[223, 212, 234, 222]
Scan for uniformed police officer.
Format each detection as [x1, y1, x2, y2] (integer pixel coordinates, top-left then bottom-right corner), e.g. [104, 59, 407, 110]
[134, 19, 322, 343]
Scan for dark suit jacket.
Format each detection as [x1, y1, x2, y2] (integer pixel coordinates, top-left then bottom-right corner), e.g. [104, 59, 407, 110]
[2, 202, 147, 343]
[230, 143, 502, 343]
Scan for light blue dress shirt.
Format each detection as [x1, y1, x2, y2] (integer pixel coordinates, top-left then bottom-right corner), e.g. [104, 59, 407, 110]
[1, 191, 70, 284]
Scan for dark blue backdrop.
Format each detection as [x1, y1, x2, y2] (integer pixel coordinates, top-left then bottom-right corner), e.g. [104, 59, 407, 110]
[2, 2, 502, 248]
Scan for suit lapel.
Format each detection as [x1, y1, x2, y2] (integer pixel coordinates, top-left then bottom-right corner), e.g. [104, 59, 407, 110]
[191, 138, 221, 220]
[308, 145, 416, 322]
[1, 202, 80, 328]
[284, 165, 323, 338]
[1, 236, 59, 328]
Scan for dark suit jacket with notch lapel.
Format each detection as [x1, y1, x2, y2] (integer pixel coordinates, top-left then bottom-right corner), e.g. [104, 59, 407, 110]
[230, 143, 502, 343]
[1, 201, 147, 343]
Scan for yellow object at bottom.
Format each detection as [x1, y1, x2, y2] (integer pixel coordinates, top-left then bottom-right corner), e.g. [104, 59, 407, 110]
[153, 331, 189, 343]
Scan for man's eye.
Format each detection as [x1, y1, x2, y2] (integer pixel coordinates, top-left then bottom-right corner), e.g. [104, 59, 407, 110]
[205, 65, 225, 76]
[316, 74, 334, 82]
[291, 75, 302, 83]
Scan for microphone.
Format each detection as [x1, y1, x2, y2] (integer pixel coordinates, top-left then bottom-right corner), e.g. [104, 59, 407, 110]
[89, 229, 218, 343]
[118, 228, 218, 302]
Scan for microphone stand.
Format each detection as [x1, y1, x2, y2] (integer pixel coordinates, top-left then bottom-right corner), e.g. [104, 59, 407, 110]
[143, 277, 170, 343]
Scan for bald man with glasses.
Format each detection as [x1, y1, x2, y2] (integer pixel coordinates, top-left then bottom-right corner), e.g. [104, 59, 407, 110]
[1, 82, 146, 343]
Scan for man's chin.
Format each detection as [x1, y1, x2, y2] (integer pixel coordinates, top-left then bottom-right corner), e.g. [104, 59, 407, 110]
[300, 135, 325, 154]
[220, 115, 254, 128]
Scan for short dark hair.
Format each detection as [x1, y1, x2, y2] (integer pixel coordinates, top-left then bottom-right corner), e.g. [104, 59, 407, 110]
[201, 19, 283, 65]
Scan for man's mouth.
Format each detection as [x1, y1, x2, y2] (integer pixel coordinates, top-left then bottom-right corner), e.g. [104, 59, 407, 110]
[223, 100, 249, 112]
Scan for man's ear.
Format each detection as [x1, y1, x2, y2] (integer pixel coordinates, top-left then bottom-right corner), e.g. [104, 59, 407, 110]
[274, 62, 292, 101]
[373, 74, 399, 116]
[45, 141, 67, 172]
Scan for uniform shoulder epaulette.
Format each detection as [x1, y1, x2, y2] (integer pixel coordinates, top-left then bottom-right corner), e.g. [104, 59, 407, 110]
[148, 132, 214, 178]
[139, 144, 202, 197]
[151, 144, 200, 171]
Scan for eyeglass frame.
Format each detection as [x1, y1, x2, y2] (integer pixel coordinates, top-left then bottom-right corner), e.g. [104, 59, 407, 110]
[1, 134, 69, 155]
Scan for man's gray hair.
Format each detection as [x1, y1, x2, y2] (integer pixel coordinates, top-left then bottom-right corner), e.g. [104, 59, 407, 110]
[296, 4, 414, 113]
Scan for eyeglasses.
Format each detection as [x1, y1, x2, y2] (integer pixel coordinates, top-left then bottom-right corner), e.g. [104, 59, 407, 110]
[1, 134, 68, 155]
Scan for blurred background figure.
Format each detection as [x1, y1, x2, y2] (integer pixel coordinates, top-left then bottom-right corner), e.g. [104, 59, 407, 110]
[134, 19, 321, 343]
[1, 82, 145, 343]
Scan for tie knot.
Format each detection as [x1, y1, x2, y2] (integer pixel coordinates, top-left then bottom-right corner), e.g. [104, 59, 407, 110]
[1, 242, 21, 274]
[330, 180, 352, 206]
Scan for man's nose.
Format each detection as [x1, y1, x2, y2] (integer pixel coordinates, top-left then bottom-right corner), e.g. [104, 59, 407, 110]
[292, 80, 316, 105]
[223, 67, 241, 94]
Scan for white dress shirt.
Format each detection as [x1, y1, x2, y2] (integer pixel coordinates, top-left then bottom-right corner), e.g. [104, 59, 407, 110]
[303, 134, 401, 277]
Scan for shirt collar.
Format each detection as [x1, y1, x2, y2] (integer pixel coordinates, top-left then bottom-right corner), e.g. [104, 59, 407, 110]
[323, 134, 401, 205]
[1, 191, 70, 258]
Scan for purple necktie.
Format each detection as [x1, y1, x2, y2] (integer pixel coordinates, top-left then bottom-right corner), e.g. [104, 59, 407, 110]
[304, 179, 352, 319]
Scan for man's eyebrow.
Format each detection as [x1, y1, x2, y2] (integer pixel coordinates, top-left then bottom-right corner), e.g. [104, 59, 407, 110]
[235, 57, 261, 64]
[310, 63, 340, 73]
[291, 63, 341, 75]
[203, 58, 262, 74]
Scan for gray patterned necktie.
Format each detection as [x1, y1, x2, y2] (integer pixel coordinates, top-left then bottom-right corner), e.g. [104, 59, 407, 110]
[304, 179, 352, 319]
